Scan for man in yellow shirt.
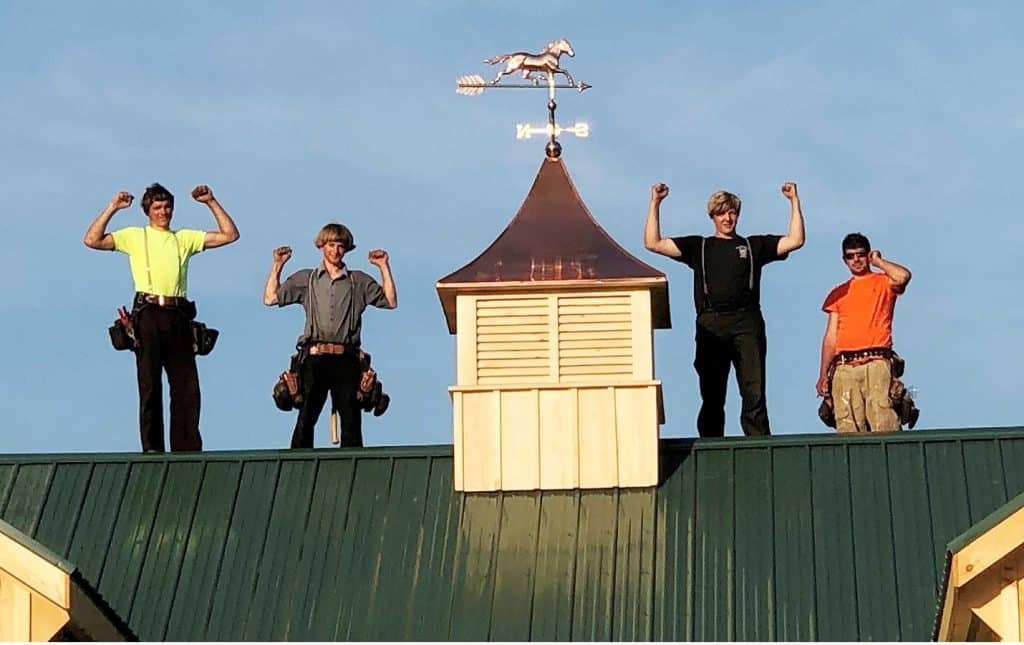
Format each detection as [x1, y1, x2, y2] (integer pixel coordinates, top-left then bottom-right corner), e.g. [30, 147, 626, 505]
[83, 182, 240, 452]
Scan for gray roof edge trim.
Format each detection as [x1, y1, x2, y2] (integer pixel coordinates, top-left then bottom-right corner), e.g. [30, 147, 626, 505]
[0, 427, 1021, 465]
[0, 442, 455, 464]
[659, 426, 1024, 452]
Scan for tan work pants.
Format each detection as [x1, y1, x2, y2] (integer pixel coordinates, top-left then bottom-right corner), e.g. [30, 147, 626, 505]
[831, 359, 900, 433]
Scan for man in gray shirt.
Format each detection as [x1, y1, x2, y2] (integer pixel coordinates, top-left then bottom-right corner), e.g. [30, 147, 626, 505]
[264, 223, 397, 448]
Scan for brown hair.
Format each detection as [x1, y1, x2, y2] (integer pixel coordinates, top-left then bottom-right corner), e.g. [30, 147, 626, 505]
[141, 182, 174, 215]
[314, 223, 356, 250]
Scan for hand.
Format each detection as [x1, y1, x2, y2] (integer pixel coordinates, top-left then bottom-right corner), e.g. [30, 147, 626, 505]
[191, 184, 215, 203]
[868, 250, 882, 266]
[781, 182, 798, 200]
[816, 375, 830, 397]
[272, 245, 292, 265]
[368, 249, 389, 267]
[651, 182, 669, 203]
[109, 191, 134, 211]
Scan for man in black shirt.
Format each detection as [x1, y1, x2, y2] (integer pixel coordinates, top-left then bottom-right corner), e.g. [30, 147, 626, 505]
[644, 183, 804, 437]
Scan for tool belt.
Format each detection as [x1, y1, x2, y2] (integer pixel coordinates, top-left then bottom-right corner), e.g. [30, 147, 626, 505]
[817, 348, 918, 429]
[835, 346, 893, 365]
[307, 342, 349, 356]
[135, 293, 187, 307]
[108, 295, 218, 356]
[272, 348, 390, 417]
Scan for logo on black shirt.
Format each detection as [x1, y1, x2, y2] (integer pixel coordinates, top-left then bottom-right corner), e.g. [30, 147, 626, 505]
[737, 245, 748, 259]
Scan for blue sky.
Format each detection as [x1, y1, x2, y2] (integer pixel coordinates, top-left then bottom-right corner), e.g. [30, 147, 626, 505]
[2, 1, 1022, 453]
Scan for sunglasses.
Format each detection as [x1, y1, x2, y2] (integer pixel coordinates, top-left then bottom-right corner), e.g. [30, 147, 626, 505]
[844, 251, 868, 260]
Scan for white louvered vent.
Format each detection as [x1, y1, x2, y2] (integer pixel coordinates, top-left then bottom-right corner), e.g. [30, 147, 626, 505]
[557, 294, 633, 381]
[473, 293, 637, 384]
[476, 297, 552, 384]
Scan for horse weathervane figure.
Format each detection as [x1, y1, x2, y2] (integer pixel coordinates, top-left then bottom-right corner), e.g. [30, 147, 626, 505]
[456, 38, 591, 160]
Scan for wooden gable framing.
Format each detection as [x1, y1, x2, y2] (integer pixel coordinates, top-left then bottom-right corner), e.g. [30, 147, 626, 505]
[936, 494, 1024, 641]
[0, 521, 132, 641]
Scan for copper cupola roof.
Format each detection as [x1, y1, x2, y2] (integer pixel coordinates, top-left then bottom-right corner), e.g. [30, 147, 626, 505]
[437, 157, 670, 332]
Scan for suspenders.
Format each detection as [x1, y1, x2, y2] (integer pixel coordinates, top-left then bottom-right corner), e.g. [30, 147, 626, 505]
[700, 236, 754, 311]
[305, 268, 358, 344]
[142, 227, 182, 295]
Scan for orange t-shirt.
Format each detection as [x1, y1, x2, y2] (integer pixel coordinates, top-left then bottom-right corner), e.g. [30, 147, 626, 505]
[822, 272, 898, 352]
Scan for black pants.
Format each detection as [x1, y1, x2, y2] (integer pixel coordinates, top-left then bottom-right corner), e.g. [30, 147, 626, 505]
[290, 353, 363, 449]
[134, 305, 201, 452]
[694, 309, 770, 437]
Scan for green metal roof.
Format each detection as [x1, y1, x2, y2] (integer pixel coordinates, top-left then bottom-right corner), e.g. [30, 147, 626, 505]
[2, 427, 1024, 641]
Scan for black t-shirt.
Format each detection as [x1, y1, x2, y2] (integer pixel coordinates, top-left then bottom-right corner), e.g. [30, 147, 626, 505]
[670, 235, 787, 313]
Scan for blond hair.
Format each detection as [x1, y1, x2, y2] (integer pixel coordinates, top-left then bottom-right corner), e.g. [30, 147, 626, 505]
[314, 223, 355, 250]
[707, 190, 741, 217]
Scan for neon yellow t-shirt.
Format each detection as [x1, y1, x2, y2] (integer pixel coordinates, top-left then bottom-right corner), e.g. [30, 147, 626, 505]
[111, 226, 206, 297]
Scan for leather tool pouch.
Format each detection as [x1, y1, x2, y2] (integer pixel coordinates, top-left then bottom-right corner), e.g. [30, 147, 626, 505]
[109, 319, 135, 351]
[272, 354, 304, 411]
[191, 321, 219, 356]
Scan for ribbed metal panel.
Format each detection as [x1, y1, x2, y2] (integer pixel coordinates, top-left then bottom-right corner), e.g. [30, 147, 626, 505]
[1, 429, 1024, 641]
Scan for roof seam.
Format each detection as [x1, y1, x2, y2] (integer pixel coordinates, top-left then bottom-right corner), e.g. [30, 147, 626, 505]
[63, 462, 96, 559]
[805, 444, 817, 640]
[241, 459, 284, 638]
[844, 441, 862, 638]
[609, 488, 621, 639]
[125, 460, 171, 629]
[526, 491, 542, 640]
[283, 456, 320, 640]
[91, 462, 132, 597]
[198, 459, 244, 639]
[882, 441, 904, 639]
[30, 463, 58, 538]
[158, 461, 205, 640]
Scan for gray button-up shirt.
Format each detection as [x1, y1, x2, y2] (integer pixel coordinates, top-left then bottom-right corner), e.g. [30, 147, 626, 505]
[278, 264, 388, 346]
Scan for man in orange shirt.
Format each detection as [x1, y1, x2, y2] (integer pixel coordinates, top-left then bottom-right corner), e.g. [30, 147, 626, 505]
[817, 233, 912, 433]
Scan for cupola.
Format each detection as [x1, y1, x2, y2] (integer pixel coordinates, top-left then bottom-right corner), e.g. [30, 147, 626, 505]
[437, 157, 670, 491]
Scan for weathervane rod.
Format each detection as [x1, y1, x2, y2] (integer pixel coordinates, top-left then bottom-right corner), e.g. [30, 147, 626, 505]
[454, 38, 591, 159]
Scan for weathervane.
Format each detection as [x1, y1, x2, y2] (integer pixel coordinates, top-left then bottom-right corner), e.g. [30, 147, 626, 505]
[456, 38, 591, 160]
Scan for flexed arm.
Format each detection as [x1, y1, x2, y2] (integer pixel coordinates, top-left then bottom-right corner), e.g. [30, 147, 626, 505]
[368, 250, 397, 309]
[83, 191, 133, 250]
[870, 250, 911, 293]
[643, 183, 682, 258]
[192, 185, 240, 249]
[777, 182, 805, 255]
[264, 246, 292, 306]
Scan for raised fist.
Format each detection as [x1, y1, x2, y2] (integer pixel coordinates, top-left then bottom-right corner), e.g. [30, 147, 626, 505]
[868, 250, 882, 266]
[109, 191, 134, 211]
[651, 182, 669, 202]
[191, 184, 214, 203]
[272, 245, 292, 264]
[781, 182, 798, 200]
[368, 249, 389, 266]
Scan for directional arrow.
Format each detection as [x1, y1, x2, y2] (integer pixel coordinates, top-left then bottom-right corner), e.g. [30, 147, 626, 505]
[456, 74, 591, 96]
